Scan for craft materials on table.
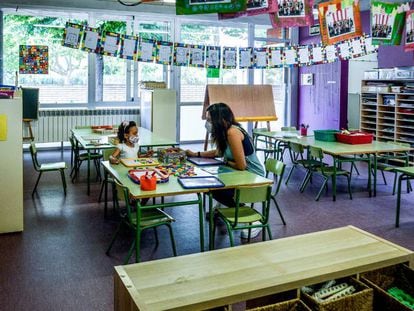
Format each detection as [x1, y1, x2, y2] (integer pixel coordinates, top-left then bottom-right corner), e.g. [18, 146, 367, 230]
[121, 158, 160, 168]
[155, 163, 196, 177]
[157, 147, 186, 165]
[187, 157, 224, 166]
[128, 168, 169, 184]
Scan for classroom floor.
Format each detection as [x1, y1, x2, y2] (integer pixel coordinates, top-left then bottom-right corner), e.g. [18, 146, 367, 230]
[1, 147, 414, 311]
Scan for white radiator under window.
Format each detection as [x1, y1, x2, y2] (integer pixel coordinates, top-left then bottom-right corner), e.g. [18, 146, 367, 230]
[30, 109, 140, 143]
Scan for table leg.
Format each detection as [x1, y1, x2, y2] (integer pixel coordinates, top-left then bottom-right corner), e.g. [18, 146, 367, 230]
[373, 154, 377, 197]
[209, 193, 214, 251]
[396, 173, 404, 228]
[104, 170, 108, 218]
[197, 193, 205, 252]
[87, 150, 91, 195]
[333, 156, 337, 201]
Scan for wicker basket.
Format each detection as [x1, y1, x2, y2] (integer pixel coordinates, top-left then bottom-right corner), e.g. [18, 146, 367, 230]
[360, 264, 414, 311]
[301, 277, 373, 311]
[247, 298, 311, 311]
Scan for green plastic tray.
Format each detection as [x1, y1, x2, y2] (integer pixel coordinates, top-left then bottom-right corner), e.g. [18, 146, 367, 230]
[314, 130, 340, 142]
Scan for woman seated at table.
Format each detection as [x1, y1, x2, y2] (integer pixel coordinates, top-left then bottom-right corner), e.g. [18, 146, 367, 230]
[186, 102, 264, 208]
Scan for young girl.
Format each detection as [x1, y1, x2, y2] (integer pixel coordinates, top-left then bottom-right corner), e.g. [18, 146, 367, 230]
[110, 121, 140, 164]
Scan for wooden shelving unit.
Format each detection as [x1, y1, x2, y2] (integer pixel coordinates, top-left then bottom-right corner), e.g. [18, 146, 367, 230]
[360, 80, 414, 164]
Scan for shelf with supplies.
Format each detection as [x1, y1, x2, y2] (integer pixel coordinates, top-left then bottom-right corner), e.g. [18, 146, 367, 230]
[360, 79, 414, 164]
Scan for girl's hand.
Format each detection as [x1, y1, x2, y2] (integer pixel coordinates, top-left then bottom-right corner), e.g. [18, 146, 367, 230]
[109, 155, 120, 165]
[185, 150, 197, 157]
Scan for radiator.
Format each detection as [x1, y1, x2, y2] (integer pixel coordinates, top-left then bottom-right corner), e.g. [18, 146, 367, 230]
[30, 109, 140, 143]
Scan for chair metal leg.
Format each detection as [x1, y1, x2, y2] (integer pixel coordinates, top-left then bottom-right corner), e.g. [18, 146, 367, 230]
[166, 224, 177, 257]
[346, 174, 353, 200]
[271, 196, 286, 225]
[106, 222, 122, 255]
[154, 227, 159, 247]
[60, 169, 67, 196]
[32, 172, 43, 196]
[266, 225, 272, 240]
[285, 165, 296, 185]
[123, 240, 136, 265]
[315, 178, 328, 201]
[300, 170, 311, 193]
[392, 172, 397, 195]
[353, 162, 360, 175]
[381, 170, 387, 185]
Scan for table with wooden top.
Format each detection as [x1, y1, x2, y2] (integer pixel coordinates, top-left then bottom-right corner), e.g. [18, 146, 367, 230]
[71, 127, 178, 195]
[102, 161, 273, 255]
[114, 225, 413, 311]
[255, 131, 412, 198]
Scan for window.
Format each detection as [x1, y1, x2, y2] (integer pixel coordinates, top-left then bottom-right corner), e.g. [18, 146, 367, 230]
[3, 14, 88, 104]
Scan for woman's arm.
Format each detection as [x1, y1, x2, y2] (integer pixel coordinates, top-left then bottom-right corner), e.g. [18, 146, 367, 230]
[185, 149, 218, 158]
[226, 127, 247, 170]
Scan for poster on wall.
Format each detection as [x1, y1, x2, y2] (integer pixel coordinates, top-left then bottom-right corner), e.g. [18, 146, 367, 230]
[62, 22, 84, 49]
[283, 46, 298, 66]
[268, 47, 284, 68]
[239, 47, 253, 69]
[81, 27, 101, 53]
[405, 10, 414, 51]
[206, 46, 221, 68]
[318, 0, 362, 45]
[297, 45, 312, 66]
[155, 41, 173, 65]
[219, 0, 277, 19]
[176, 0, 246, 15]
[364, 35, 378, 54]
[350, 36, 366, 58]
[325, 44, 338, 62]
[371, 1, 407, 46]
[173, 43, 189, 66]
[222, 47, 237, 69]
[253, 47, 268, 68]
[189, 44, 206, 67]
[270, 0, 314, 28]
[138, 39, 156, 63]
[311, 44, 326, 64]
[100, 32, 120, 57]
[337, 40, 352, 60]
[19, 45, 49, 74]
[119, 35, 138, 60]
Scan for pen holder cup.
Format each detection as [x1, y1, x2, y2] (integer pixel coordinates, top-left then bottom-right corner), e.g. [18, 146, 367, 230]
[300, 128, 308, 136]
[140, 175, 157, 191]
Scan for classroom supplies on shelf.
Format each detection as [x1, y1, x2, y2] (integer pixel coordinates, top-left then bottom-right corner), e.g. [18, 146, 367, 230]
[187, 157, 224, 166]
[157, 147, 186, 165]
[120, 158, 160, 168]
[155, 163, 196, 177]
[127, 168, 169, 184]
[178, 176, 225, 189]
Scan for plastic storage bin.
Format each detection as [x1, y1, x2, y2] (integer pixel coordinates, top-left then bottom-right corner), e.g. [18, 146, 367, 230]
[314, 130, 340, 142]
[335, 132, 373, 144]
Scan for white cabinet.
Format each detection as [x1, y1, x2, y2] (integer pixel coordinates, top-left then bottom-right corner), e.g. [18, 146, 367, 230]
[140, 89, 177, 141]
[0, 98, 23, 233]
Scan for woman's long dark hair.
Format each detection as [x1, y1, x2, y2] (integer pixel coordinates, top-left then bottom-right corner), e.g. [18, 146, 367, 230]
[117, 121, 137, 143]
[207, 103, 240, 155]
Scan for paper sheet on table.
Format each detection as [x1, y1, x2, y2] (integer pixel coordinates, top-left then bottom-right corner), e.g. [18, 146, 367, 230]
[0, 114, 7, 141]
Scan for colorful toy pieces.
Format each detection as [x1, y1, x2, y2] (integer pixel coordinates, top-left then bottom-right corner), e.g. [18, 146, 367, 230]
[155, 163, 196, 177]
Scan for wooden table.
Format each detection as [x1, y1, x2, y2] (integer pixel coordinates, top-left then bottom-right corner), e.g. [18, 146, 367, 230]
[71, 127, 178, 195]
[114, 225, 413, 311]
[102, 161, 273, 255]
[394, 166, 414, 228]
[255, 132, 412, 198]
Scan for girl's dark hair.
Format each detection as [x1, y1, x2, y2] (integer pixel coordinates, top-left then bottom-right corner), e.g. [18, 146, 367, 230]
[206, 103, 240, 155]
[117, 121, 137, 143]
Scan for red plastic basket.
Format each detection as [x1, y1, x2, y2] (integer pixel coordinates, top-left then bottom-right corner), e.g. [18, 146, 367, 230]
[335, 132, 373, 144]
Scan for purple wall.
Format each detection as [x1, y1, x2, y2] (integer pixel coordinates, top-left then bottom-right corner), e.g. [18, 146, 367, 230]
[298, 10, 414, 130]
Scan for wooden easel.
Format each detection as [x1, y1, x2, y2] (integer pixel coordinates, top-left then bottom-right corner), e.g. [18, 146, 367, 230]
[23, 118, 34, 141]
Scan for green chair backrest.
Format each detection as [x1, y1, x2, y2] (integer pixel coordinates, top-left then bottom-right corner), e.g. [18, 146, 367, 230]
[281, 126, 296, 132]
[102, 148, 116, 161]
[289, 142, 304, 154]
[265, 159, 286, 195]
[309, 146, 324, 160]
[29, 142, 40, 171]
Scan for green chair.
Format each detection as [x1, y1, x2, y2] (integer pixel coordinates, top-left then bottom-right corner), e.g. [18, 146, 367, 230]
[212, 185, 272, 248]
[253, 128, 280, 162]
[29, 142, 67, 196]
[279, 126, 297, 162]
[98, 148, 116, 218]
[303, 146, 352, 201]
[371, 141, 411, 195]
[69, 136, 103, 183]
[265, 158, 287, 225]
[106, 180, 177, 263]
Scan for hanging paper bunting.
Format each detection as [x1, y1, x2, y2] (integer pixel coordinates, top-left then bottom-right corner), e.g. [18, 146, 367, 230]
[371, 1, 407, 46]
[405, 10, 414, 51]
[253, 47, 268, 69]
[120, 34, 138, 60]
[318, 0, 362, 45]
[189, 45, 206, 67]
[283, 46, 298, 67]
[325, 44, 339, 62]
[239, 47, 253, 69]
[337, 40, 352, 60]
[138, 38, 155, 63]
[364, 35, 378, 54]
[155, 41, 173, 65]
[62, 22, 84, 49]
[311, 44, 326, 64]
[206, 46, 221, 69]
[270, 0, 314, 28]
[297, 45, 312, 66]
[268, 47, 284, 68]
[350, 36, 366, 58]
[174, 43, 189, 66]
[222, 47, 237, 69]
[101, 32, 120, 57]
[176, 0, 246, 15]
[19, 45, 49, 74]
[219, 0, 277, 19]
[81, 26, 101, 53]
